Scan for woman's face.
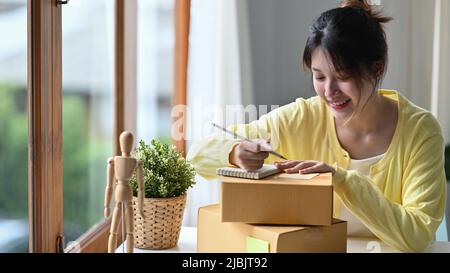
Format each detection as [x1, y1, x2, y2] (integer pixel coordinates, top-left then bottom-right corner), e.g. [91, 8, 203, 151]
[311, 48, 373, 120]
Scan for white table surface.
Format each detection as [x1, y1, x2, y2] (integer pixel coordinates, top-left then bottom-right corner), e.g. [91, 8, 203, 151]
[116, 226, 450, 253]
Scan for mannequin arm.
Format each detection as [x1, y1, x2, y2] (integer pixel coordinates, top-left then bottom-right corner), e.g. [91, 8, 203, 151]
[104, 157, 115, 218]
[136, 160, 145, 217]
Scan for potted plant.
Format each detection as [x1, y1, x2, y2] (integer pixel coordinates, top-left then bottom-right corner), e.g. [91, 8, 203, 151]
[129, 139, 196, 249]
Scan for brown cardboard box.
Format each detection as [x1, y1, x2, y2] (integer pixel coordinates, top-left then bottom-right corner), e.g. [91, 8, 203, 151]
[197, 204, 347, 253]
[220, 173, 333, 225]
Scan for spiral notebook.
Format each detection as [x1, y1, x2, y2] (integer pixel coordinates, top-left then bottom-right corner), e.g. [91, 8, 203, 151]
[216, 164, 281, 180]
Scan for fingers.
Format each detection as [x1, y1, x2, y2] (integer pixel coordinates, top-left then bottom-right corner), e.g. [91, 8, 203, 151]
[232, 139, 282, 171]
[230, 143, 264, 170]
[241, 140, 273, 153]
[298, 167, 315, 174]
[274, 160, 335, 174]
[274, 160, 299, 170]
[240, 149, 269, 161]
[286, 161, 317, 173]
[233, 140, 270, 171]
[300, 162, 335, 174]
[254, 139, 274, 152]
[288, 161, 317, 173]
[242, 161, 264, 171]
[274, 160, 317, 174]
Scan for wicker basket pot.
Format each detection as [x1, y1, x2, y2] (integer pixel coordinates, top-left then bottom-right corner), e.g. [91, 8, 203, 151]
[132, 194, 186, 249]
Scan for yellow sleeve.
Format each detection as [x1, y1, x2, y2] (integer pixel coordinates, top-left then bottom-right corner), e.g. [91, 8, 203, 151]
[186, 100, 305, 180]
[333, 134, 447, 252]
[186, 135, 241, 180]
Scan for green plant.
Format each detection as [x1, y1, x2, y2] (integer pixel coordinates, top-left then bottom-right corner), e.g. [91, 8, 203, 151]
[130, 139, 196, 198]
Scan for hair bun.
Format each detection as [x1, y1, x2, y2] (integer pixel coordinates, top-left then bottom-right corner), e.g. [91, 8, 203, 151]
[340, 0, 392, 24]
[340, 0, 372, 12]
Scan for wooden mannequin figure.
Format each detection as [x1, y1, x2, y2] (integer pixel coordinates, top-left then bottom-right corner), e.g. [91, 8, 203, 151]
[104, 131, 144, 253]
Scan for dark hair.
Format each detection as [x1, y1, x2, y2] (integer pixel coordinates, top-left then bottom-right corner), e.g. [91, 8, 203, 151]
[303, 0, 393, 90]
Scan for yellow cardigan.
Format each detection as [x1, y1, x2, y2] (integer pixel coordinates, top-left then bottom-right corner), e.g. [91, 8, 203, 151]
[186, 90, 446, 252]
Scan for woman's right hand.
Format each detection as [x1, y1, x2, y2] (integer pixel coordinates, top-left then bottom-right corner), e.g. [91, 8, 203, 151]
[229, 140, 272, 171]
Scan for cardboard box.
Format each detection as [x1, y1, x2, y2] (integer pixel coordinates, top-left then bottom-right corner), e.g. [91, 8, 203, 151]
[220, 173, 333, 225]
[197, 204, 347, 253]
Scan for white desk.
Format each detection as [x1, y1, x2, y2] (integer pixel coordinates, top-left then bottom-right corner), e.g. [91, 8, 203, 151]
[116, 227, 197, 253]
[116, 226, 450, 253]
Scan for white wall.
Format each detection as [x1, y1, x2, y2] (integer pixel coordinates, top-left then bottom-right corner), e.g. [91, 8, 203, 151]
[247, 0, 338, 108]
[381, 0, 435, 110]
[245, 0, 437, 111]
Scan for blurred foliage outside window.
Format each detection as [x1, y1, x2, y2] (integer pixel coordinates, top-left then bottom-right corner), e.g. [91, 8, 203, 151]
[0, 0, 28, 253]
[0, 0, 176, 252]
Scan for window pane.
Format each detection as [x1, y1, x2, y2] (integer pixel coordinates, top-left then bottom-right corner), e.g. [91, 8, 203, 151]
[62, 0, 114, 244]
[137, 0, 175, 144]
[0, 0, 28, 253]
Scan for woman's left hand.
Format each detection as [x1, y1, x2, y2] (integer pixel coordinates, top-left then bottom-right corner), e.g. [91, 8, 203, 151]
[274, 160, 336, 175]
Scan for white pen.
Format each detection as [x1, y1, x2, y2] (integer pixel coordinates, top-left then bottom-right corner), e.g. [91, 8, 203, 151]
[212, 123, 288, 160]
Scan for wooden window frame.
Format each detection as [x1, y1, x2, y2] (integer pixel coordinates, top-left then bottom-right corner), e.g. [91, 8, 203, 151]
[28, 0, 63, 253]
[173, 0, 191, 157]
[114, 0, 137, 154]
[27, 0, 190, 253]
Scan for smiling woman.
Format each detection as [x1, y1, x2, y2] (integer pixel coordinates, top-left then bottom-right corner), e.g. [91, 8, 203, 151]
[187, 0, 447, 253]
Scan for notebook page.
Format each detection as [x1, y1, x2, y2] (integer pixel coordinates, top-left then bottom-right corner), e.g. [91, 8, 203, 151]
[216, 164, 281, 180]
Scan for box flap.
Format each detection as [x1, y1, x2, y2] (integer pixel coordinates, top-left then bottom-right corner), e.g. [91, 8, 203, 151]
[332, 218, 346, 224]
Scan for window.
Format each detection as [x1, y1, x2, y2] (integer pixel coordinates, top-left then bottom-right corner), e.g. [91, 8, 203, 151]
[61, 0, 115, 244]
[0, 0, 189, 252]
[0, 0, 28, 253]
[136, 0, 175, 143]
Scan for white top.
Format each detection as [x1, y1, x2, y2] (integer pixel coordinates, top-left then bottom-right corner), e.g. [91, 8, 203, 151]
[339, 153, 385, 237]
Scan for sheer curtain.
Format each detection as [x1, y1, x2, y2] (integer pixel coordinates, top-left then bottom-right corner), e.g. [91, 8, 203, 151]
[182, 0, 251, 226]
[381, 0, 449, 241]
[382, 0, 450, 143]
[430, 0, 450, 144]
[430, 0, 450, 241]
